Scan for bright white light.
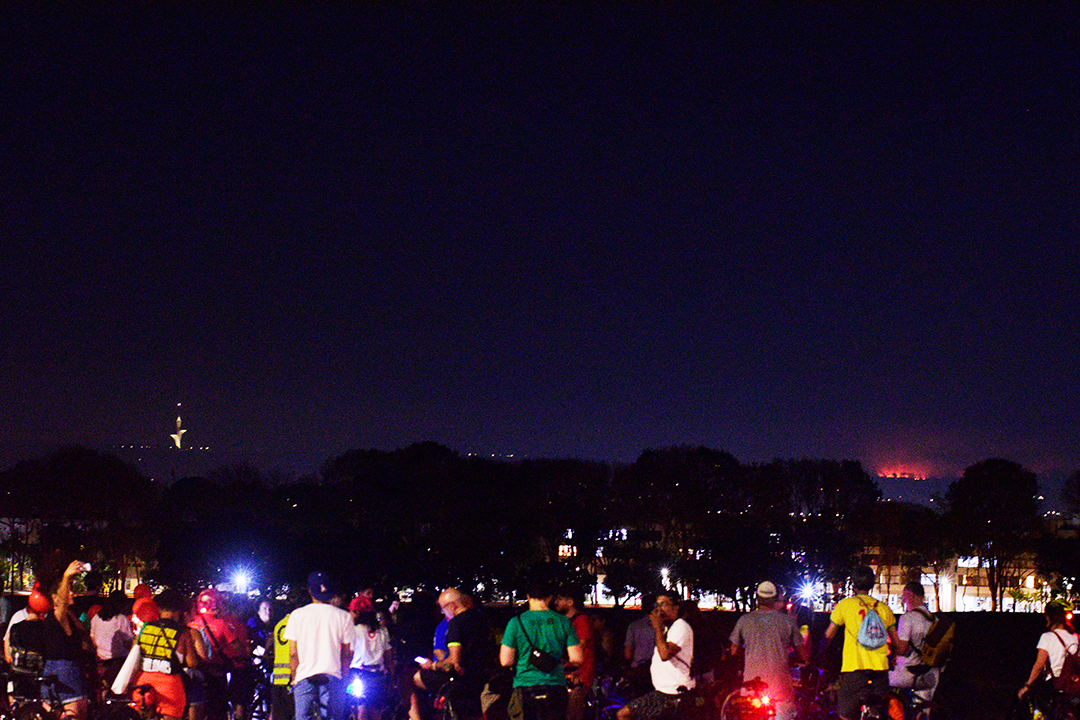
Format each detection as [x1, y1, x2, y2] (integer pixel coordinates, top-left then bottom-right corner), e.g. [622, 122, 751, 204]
[232, 570, 252, 594]
[347, 677, 365, 698]
[800, 584, 815, 600]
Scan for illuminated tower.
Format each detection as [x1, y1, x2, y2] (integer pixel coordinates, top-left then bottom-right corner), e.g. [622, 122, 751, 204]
[170, 403, 186, 449]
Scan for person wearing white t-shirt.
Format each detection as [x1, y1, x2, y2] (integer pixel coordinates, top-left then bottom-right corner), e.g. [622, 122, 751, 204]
[617, 593, 693, 720]
[283, 572, 355, 720]
[3, 607, 29, 662]
[1019, 602, 1079, 702]
[889, 582, 940, 703]
[347, 595, 391, 720]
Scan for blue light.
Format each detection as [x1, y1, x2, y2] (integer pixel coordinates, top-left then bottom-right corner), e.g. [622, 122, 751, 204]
[347, 677, 365, 698]
[232, 569, 252, 594]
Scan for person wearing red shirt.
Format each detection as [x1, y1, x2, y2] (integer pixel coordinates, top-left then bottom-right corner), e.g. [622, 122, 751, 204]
[554, 587, 596, 720]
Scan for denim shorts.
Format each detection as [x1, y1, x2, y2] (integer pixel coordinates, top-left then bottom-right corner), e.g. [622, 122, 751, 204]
[43, 659, 87, 704]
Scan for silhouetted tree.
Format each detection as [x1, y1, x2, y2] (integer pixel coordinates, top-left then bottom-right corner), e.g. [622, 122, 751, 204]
[0, 447, 160, 589]
[947, 458, 1040, 611]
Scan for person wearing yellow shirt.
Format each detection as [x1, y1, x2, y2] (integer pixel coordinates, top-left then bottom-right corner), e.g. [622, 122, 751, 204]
[823, 567, 908, 720]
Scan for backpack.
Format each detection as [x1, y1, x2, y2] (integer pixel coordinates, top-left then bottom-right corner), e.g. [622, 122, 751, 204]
[913, 608, 954, 668]
[855, 598, 888, 650]
[9, 645, 44, 676]
[1051, 631, 1080, 696]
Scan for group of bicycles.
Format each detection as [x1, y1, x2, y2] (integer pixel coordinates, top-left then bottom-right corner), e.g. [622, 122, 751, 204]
[579, 664, 940, 720]
[0, 661, 276, 720]
[0, 656, 948, 720]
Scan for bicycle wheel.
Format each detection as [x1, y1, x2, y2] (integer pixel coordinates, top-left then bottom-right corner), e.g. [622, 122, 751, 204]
[13, 703, 59, 720]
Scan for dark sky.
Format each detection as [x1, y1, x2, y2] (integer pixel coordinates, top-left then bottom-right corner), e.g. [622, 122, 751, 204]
[3, 4, 1078, 480]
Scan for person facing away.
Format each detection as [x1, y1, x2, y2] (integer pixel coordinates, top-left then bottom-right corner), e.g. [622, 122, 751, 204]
[283, 572, 355, 720]
[888, 582, 940, 704]
[823, 566, 905, 720]
[126, 589, 205, 720]
[1019, 601, 1080, 705]
[729, 582, 809, 720]
[616, 592, 693, 720]
[500, 578, 583, 720]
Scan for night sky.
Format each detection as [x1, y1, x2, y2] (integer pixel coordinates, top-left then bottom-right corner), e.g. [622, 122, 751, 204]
[3, 5, 1078, 481]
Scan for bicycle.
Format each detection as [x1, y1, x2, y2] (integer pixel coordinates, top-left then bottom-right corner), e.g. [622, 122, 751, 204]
[2, 670, 65, 720]
[719, 678, 777, 720]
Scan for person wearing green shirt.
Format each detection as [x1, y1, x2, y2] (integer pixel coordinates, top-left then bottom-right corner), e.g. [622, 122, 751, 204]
[500, 579, 583, 720]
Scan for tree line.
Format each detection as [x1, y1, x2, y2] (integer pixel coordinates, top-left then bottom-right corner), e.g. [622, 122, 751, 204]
[1, 443, 1074, 611]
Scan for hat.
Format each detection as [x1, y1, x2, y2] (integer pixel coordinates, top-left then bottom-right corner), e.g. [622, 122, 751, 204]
[756, 581, 778, 599]
[134, 596, 160, 623]
[132, 583, 153, 600]
[348, 595, 374, 613]
[308, 572, 336, 603]
[28, 589, 53, 614]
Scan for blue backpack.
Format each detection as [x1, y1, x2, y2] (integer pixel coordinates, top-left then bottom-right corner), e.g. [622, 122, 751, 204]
[855, 598, 888, 650]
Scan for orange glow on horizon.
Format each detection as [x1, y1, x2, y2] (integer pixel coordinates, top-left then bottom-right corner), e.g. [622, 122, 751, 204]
[876, 465, 929, 481]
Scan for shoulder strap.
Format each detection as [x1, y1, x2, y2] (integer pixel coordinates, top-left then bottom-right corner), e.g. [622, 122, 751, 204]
[1050, 629, 1080, 679]
[513, 614, 538, 653]
[202, 616, 230, 663]
[664, 619, 692, 672]
[913, 607, 935, 622]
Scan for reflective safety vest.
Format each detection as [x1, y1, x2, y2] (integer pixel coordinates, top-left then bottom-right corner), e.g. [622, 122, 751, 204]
[272, 614, 291, 686]
[139, 620, 182, 675]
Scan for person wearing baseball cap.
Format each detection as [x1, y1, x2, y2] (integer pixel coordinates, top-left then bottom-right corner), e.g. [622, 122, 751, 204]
[728, 582, 809, 720]
[282, 572, 355, 720]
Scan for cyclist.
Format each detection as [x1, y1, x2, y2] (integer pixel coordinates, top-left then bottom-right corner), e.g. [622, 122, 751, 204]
[190, 589, 251, 720]
[121, 590, 206, 720]
[729, 581, 809, 720]
[38, 559, 96, 720]
[267, 610, 293, 720]
[888, 582, 940, 718]
[347, 595, 392, 720]
[1018, 601, 1079, 717]
[823, 566, 905, 720]
[6, 587, 53, 705]
[92, 591, 136, 690]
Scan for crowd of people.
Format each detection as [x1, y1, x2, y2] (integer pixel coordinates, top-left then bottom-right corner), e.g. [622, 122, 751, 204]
[5, 559, 1079, 720]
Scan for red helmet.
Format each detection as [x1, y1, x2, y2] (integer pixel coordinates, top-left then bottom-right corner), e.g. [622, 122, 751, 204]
[133, 596, 160, 623]
[132, 583, 153, 600]
[197, 588, 222, 616]
[28, 589, 53, 614]
[348, 595, 374, 614]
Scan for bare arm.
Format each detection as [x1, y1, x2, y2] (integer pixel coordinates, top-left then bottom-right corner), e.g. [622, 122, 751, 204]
[652, 620, 680, 662]
[438, 644, 464, 673]
[499, 644, 516, 668]
[289, 640, 299, 681]
[188, 628, 207, 669]
[54, 560, 85, 620]
[567, 642, 584, 667]
[889, 626, 908, 657]
[1019, 649, 1050, 698]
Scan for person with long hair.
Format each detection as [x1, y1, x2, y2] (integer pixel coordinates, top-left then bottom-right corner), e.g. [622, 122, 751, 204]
[37, 559, 95, 720]
[1019, 601, 1080, 713]
[91, 590, 135, 689]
